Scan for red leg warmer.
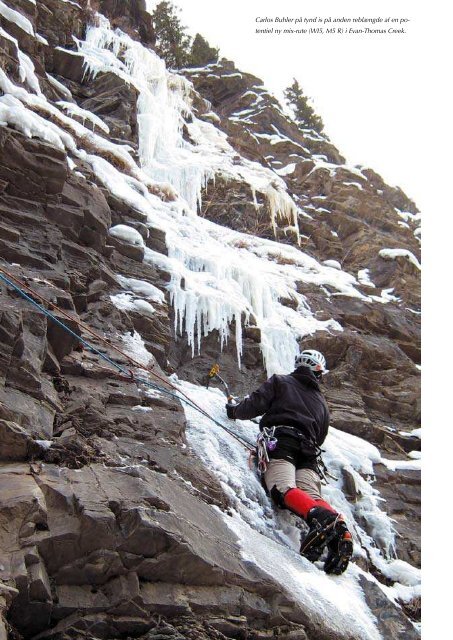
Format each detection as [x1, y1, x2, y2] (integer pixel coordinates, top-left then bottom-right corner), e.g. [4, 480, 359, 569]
[283, 488, 318, 518]
[314, 499, 337, 513]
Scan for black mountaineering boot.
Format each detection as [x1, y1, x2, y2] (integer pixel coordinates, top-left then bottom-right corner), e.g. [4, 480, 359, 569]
[323, 520, 354, 575]
[300, 506, 339, 562]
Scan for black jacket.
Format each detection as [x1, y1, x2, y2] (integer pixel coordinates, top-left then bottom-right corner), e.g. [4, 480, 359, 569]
[231, 366, 330, 448]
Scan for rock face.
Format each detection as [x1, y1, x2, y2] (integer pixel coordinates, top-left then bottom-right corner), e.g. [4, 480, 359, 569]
[0, 2, 420, 639]
[2, 464, 314, 638]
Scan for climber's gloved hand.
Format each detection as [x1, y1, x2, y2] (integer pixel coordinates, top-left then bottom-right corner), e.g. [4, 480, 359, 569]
[225, 402, 237, 419]
[225, 396, 238, 419]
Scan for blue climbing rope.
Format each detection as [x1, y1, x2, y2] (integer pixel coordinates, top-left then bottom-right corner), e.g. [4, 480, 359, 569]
[0, 270, 255, 450]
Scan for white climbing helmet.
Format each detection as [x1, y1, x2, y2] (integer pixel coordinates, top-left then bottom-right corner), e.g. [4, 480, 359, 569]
[295, 349, 328, 375]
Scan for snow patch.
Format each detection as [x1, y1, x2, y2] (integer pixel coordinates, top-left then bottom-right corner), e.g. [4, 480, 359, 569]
[0, 1, 34, 35]
[275, 162, 296, 176]
[121, 330, 153, 366]
[379, 248, 421, 270]
[57, 100, 109, 133]
[323, 259, 341, 270]
[116, 275, 165, 304]
[358, 269, 376, 288]
[399, 428, 421, 439]
[109, 224, 145, 247]
[45, 73, 73, 100]
[111, 293, 155, 316]
[381, 458, 421, 472]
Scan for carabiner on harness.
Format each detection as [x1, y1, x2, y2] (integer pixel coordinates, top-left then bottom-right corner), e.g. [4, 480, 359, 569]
[256, 427, 278, 474]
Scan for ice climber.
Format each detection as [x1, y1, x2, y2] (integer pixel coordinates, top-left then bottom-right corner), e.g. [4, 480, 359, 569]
[225, 349, 353, 574]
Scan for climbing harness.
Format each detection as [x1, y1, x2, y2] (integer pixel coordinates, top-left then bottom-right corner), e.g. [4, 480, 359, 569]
[0, 266, 255, 453]
[272, 425, 337, 484]
[252, 425, 336, 481]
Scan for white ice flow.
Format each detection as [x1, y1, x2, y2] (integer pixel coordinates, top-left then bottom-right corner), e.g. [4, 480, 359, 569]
[77, 16, 299, 232]
[72, 16, 373, 374]
[175, 378, 420, 639]
[0, 13, 406, 376]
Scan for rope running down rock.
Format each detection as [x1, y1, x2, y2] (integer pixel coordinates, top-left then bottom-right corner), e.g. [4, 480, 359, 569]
[0, 265, 255, 451]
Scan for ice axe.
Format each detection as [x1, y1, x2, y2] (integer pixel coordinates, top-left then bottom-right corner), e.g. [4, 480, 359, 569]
[206, 363, 234, 401]
[206, 364, 262, 427]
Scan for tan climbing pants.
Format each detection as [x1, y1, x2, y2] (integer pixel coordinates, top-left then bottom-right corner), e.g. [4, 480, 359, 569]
[264, 459, 322, 500]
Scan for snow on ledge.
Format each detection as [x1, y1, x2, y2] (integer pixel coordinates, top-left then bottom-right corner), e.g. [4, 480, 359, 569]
[0, 0, 34, 35]
[323, 259, 342, 270]
[116, 275, 165, 304]
[108, 224, 144, 247]
[379, 248, 421, 270]
[357, 269, 376, 288]
[399, 427, 421, 439]
[381, 457, 421, 472]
